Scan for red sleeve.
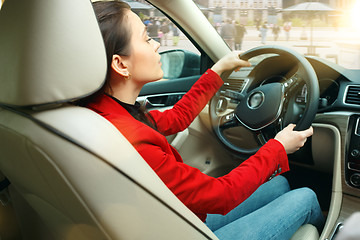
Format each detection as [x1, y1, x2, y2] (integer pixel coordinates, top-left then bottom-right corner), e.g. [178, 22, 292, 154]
[149, 69, 223, 136]
[137, 138, 289, 217]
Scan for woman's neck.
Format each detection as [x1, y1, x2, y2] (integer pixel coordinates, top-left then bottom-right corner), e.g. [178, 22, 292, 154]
[109, 78, 142, 105]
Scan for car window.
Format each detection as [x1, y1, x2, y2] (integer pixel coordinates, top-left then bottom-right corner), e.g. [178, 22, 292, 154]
[203, 0, 360, 69]
[146, 18, 200, 55]
[130, 3, 201, 80]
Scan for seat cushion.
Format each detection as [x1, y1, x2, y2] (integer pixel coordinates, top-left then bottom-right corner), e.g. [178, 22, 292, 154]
[290, 224, 319, 240]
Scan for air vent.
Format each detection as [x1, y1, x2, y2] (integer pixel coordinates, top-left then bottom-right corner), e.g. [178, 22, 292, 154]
[223, 78, 248, 92]
[345, 86, 360, 105]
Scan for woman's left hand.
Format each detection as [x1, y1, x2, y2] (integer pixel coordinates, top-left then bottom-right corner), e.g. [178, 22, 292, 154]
[211, 51, 251, 76]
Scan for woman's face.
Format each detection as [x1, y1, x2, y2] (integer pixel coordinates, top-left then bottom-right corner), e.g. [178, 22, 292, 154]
[122, 10, 163, 85]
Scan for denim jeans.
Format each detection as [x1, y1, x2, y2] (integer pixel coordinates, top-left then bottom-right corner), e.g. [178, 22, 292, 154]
[205, 175, 325, 240]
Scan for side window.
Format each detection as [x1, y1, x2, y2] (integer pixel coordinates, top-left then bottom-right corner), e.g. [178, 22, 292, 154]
[132, 3, 201, 80]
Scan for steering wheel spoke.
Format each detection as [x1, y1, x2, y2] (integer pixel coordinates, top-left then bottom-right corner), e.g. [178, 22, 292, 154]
[255, 130, 267, 145]
[283, 73, 303, 97]
[219, 112, 240, 130]
[273, 116, 284, 132]
[256, 119, 283, 145]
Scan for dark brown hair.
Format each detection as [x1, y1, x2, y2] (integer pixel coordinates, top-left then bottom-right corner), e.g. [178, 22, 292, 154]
[79, 1, 157, 130]
[93, 0, 132, 95]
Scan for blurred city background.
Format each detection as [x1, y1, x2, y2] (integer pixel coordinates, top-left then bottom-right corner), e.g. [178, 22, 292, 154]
[2, 0, 358, 68]
[121, 0, 360, 68]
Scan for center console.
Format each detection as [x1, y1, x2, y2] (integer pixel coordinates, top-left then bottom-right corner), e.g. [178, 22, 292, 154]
[346, 115, 360, 189]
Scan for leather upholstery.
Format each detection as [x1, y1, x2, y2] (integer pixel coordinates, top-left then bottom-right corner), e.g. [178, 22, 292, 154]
[291, 224, 319, 240]
[0, 0, 106, 106]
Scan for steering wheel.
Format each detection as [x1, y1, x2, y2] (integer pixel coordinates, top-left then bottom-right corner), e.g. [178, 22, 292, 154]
[210, 45, 319, 156]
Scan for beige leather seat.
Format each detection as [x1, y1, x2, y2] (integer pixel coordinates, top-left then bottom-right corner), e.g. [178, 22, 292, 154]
[0, 0, 319, 239]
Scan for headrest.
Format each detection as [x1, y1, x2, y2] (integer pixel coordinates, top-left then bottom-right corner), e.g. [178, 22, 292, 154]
[0, 0, 107, 107]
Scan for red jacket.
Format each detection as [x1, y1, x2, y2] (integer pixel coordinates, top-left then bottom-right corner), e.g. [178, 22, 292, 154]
[87, 69, 289, 221]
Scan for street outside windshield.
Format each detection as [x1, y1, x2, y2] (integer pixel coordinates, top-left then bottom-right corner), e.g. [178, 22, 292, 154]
[3, 0, 358, 69]
[202, 0, 360, 69]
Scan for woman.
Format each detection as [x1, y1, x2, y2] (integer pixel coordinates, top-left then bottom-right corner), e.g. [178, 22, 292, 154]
[85, 1, 324, 239]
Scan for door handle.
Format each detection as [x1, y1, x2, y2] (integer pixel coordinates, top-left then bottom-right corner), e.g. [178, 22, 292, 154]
[145, 99, 166, 108]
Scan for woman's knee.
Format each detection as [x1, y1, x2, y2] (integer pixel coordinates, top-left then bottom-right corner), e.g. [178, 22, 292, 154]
[270, 175, 290, 193]
[297, 187, 317, 200]
[292, 187, 325, 229]
[291, 187, 321, 210]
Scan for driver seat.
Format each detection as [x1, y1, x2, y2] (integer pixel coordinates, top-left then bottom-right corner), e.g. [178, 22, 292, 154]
[0, 0, 319, 239]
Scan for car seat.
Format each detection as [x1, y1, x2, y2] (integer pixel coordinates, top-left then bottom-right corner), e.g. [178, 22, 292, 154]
[0, 0, 319, 239]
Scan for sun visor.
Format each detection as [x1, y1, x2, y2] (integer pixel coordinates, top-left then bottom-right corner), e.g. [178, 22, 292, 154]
[0, 0, 107, 107]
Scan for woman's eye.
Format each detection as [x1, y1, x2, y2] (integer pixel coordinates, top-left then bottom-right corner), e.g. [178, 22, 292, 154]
[146, 37, 152, 43]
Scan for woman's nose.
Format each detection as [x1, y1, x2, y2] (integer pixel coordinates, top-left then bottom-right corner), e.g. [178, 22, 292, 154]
[152, 39, 160, 51]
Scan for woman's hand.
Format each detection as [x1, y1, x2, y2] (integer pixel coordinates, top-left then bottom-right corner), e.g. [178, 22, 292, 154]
[274, 124, 313, 154]
[211, 51, 251, 76]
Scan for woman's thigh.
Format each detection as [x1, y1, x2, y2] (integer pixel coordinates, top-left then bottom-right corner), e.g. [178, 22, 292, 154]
[206, 175, 290, 231]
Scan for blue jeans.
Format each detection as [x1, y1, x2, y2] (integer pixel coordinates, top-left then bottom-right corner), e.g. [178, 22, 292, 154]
[205, 176, 325, 240]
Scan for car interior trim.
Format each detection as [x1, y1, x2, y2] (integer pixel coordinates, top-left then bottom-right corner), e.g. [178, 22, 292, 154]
[312, 123, 343, 240]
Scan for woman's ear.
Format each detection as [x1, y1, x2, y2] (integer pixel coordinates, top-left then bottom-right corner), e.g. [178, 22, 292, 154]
[111, 54, 130, 77]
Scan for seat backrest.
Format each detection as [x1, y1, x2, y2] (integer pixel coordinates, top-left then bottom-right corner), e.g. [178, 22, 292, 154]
[0, 0, 217, 239]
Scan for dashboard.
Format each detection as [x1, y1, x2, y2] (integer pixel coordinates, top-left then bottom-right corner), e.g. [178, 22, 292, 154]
[232, 55, 360, 113]
[262, 75, 340, 109]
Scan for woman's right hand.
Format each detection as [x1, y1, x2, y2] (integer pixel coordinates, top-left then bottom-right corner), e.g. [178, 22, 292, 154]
[211, 51, 251, 76]
[274, 124, 313, 154]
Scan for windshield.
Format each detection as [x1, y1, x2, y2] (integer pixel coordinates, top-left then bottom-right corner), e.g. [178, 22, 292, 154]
[203, 0, 360, 69]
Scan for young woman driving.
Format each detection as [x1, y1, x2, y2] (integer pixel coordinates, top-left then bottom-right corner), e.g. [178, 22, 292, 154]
[84, 1, 325, 239]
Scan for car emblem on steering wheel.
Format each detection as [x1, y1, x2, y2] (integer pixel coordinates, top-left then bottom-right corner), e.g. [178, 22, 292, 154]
[248, 91, 265, 109]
